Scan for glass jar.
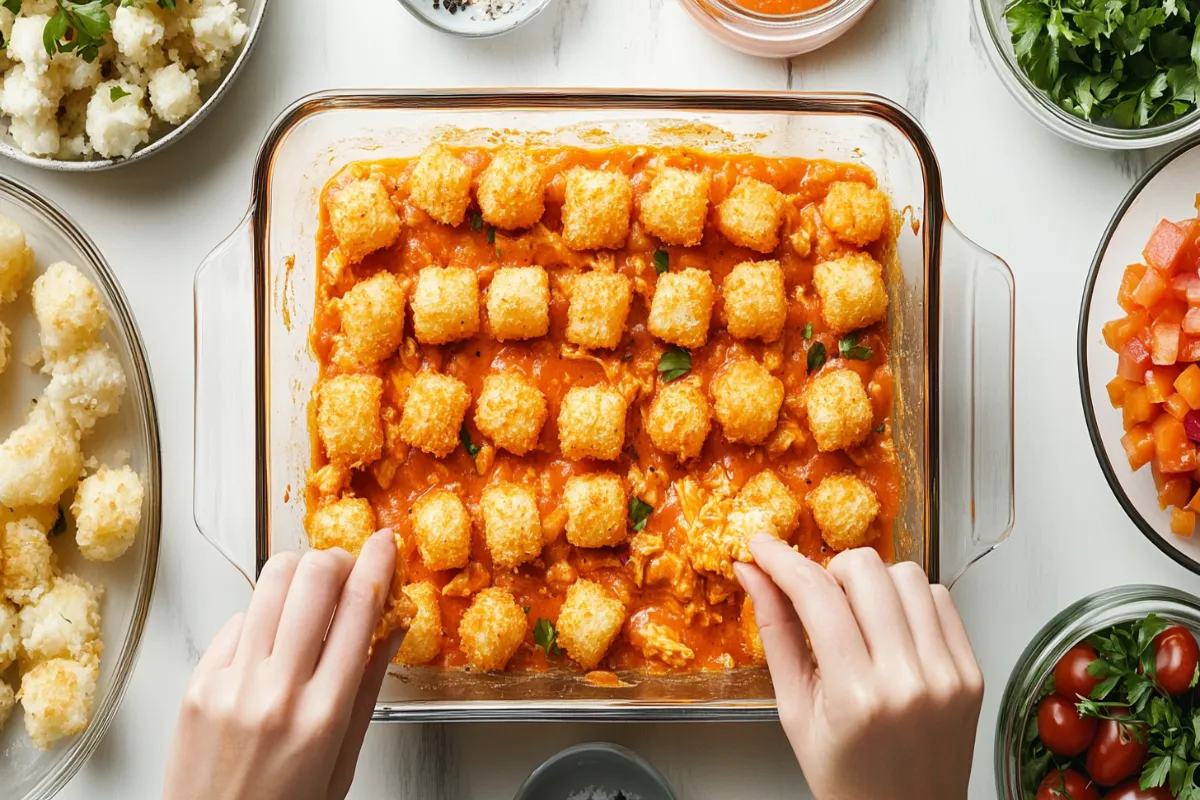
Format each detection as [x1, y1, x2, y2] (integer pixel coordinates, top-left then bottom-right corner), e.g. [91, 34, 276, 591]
[677, 0, 876, 58]
[995, 585, 1200, 798]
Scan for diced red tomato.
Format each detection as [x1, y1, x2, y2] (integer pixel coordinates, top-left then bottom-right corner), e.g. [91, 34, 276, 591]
[1134, 267, 1169, 308]
[1172, 507, 1196, 536]
[1107, 377, 1132, 407]
[1177, 364, 1200, 409]
[1122, 425, 1156, 470]
[1165, 393, 1190, 420]
[1146, 365, 1183, 402]
[1152, 321, 1182, 365]
[1120, 263, 1148, 312]
[1118, 338, 1152, 381]
[1144, 219, 1190, 273]
[1123, 385, 1155, 430]
[1154, 413, 1198, 473]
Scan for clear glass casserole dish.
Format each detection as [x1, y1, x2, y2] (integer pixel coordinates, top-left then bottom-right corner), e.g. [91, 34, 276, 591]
[0, 176, 161, 798]
[192, 90, 1016, 722]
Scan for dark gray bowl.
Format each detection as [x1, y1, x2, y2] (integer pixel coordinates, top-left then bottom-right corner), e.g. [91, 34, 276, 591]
[513, 743, 677, 800]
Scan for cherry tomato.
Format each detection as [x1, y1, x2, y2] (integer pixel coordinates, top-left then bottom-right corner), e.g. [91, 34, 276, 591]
[1104, 779, 1173, 800]
[1054, 643, 1100, 700]
[1035, 768, 1100, 800]
[1037, 694, 1097, 756]
[1085, 709, 1149, 786]
[1153, 624, 1200, 695]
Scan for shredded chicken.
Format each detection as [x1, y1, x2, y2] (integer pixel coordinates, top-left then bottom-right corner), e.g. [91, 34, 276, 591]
[308, 463, 349, 504]
[629, 616, 695, 669]
[442, 562, 490, 598]
[627, 531, 665, 587]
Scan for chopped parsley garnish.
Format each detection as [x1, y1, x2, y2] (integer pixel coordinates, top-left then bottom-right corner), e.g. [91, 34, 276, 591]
[838, 332, 873, 361]
[459, 423, 480, 457]
[807, 342, 827, 373]
[653, 249, 669, 275]
[470, 211, 483, 232]
[486, 225, 496, 245]
[157, 0, 177, 9]
[110, 86, 131, 102]
[875, 423, 885, 434]
[803, 322, 813, 340]
[629, 497, 653, 532]
[2, 0, 19, 14]
[1005, 0, 1200, 129]
[657, 347, 691, 382]
[43, 0, 112, 64]
[533, 618, 562, 658]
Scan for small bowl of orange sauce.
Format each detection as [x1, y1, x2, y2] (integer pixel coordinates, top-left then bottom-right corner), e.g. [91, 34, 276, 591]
[678, 0, 877, 58]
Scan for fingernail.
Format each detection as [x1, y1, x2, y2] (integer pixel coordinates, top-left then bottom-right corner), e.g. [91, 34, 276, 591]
[731, 561, 750, 587]
[749, 533, 778, 549]
[371, 527, 395, 542]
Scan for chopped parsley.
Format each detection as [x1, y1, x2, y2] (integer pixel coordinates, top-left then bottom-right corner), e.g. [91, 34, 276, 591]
[653, 249, 670, 275]
[838, 332, 873, 361]
[807, 341, 827, 373]
[43, 0, 112, 64]
[470, 211, 484, 232]
[657, 347, 691, 382]
[459, 423, 480, 457]
[1, 0, 19, 14]
[803, 322, 813, 340]
[628, 497, 653, 532]
[110, 86, 131, 102]
[875, 423, 885, 434]
[486, 225, 496, 245]
[533, 618, 562, 658]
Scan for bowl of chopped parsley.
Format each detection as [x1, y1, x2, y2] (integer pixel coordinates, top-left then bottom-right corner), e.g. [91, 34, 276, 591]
[973, 0, 1200, 149]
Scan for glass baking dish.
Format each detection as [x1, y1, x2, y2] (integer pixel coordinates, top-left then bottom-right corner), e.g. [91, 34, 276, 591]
[192, 90, 1015, 722]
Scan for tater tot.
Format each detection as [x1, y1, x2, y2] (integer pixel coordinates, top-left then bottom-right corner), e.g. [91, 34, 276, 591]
[31, 262, 107, 361]
[477, 149, 545, 231]
[408, 144, 472, 227]
[458, 587, 527, 671]
[646, 377, 710, 461]
[2, 516, 54, 606]
[638, 167, 711, 247]
[333, 270, 406, 369]
[564, 472, 627, 549]
[18, 573, 102, 662]
[556, 579, 626, 670]
[812, 252, 888, 335]
[565, 271, 631, 350]
[326, 178, 402, 264]
[411, 489, 471, 572]
[395, 582, 443, 666]
[306, 496, 376, 556]
[410, 266, 480, 345]
[804, 368, 873, 452]
[819, 180, 889, 246]
[19, 651, 100, 750]
[480, 482, 543, 568]
[557, 384, 628, 461]
[710, 358, 783, 445]
[0, 215, 34, 304]
[722, 260, 786, 343]
[474, 372, 548, 456]
[316, 374, 383, 468]
[808, 473, 880, 551]
[43, 340, 127, 434]
[0, 403, 83, 509]
[72, 465, 143, 562]
[0, 601, 18, 671]
[486, 266, 549, 341]
[736, 470, 800, 539]
[561, 167, 633, 251]
[648, 268, 715, 349]
[717, 177, 787, 254]
[399, 370, 471, 458]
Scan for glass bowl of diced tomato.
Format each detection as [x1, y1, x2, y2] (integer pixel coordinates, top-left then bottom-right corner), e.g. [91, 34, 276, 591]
[1080, 136, 1200, 573]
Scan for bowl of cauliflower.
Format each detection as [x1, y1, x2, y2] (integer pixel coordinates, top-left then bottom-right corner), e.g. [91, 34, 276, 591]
[0, 0, 266, 170]
[0, 174, 160, 798]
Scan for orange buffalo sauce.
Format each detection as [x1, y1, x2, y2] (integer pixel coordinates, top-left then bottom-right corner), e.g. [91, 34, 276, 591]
[310, 145, 900, 673]
[733, 0, 829, 14]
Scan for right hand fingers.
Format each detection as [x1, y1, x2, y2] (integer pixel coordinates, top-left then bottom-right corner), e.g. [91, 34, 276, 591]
[931, 584, 985, 693]
[270, 547, 356, 681]
[826, 548, 919, 670]
[232, 552, 301, 667]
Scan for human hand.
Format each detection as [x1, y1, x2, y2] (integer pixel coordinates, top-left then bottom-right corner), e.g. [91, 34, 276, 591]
[163, 529, 404, 800]
[735, 537, 983, 800]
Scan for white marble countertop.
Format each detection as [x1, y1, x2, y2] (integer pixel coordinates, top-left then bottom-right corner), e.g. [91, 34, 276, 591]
[8, 0, 1200, 797]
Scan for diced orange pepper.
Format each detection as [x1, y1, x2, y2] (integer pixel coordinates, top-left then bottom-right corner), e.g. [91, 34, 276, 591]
[1119, 338, 1152, 381]
[1182, 337, 1200, 363]
[1122, 424, 1156, 470]
[1188, 487, 1200, 512]
[1134, 267, 1170, 307]
[1153, 321, 1182, 365]
[1165, 393, 1190, 419]
[1161, 477, 1192, 510]
[1145, 219, 1190, 273]
[1155, 413, 1198, 473]
[1104, 311, 1150, 351]
[1185, 308, 1200, 336]
[1157, 303, 1188, 326]
[1172, 507, 1196, 537]
[1107, 376, 1132, 407]
[1177, 364, 1200, 409]
[1120, 263, 1148, 312]
[1146, 365, 1183, 402]
[1123, 385, 1155, 430]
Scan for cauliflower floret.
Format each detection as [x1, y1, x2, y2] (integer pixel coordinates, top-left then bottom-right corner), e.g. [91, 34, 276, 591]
[486, 266, 549, 342]
[647, 268, 716, 349]
[646, 376, 711, 462]
[331, 270, 406, 370]
[32, 262, 107, 361]
[317, 374, 383, 468]
[44, 341, 128, 433]
[56, 90, 93, 161]
[0, 600, 19, 671]
[327, 178, 402, 266]
[561, 167, 633, 251]
[407, 144, 472, 227]
[306, 496, 376, 556]
[0, 680, 13, 732]
[804, 368, 874, 452]
[0, 215, 34, 303]
[112, 4, 166, 65]
[710, 357, 784, 446]
[557, 383, 628, 461]
[411, 489, 471, 572]
[0, 404, 83, 509]
[18, 573, 102, 662]
[722, 260, 787, 343]
[565, 271, 632, 350]
[0, 63, 61, 119]
[477, 149, 545, 231]
[72, 465, 144, 562]
[564, 472, 627, 549]
[6, 15, 52, 72]
[395, 582, 443, 666]
[480, 482, 543, 569]
[148, 62, 200, 125]
[85, 80, 151, 159]
[819, 181, 890, 247]
[458, 587, 526, 672]
[52, 52, 102, 93]
[19, 651, 100, 750]
[410, 266, 479, 345]
[474, 372, 547, 456]
[2, 516, 55, 606]
[398, 370, 471, 458]
[557, 579, 626, 670]
[808, 473, 881, 551]
[9, 112, 60, 157]
[188, 0, 247, 65]
[638, 166, 711, 247]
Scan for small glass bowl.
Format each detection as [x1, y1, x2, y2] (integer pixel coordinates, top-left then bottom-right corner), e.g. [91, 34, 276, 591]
[677, 0, 876, 58]
[995, 586, 1200, 798]
[972, 0, 1200, 150]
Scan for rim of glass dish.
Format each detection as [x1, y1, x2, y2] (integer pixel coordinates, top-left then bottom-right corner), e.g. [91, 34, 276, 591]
[972, 0, 1200, 149]
[393, 0, 556, 39]
[993, 584, 1200, 798]
[0, 175, 162, 798]
[0, 0, 269, 173]
[1077, 134, 1200, 578]
[698, 0, 872, 26]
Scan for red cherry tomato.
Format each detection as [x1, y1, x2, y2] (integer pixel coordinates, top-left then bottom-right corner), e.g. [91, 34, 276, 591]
[1054, 643, 1100, 700]
[1035, 768, 1100, 800]
[1104, 779, 1173, 800]
[1085, 709, 1149, 786]
[1037, 695, 1098, 756]
[1153, 624, 1200, 695]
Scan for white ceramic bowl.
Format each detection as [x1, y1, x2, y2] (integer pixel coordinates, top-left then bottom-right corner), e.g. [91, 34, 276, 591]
[394, 0, 554, 37]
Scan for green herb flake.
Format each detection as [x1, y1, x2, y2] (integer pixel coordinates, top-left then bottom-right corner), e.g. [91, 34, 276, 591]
[875, 423, 885, 434]
[628, 497, 653, 532]
[43, 1, 112, 63]
[653, 249, 669, 275]
[803, 322, 813, 340]
[157, 0, 177, 9]
[486, 225, 496, 245]
[838, 332, 874, 361]
[459, 423, 480, 458]
[2, 0, 20, 14]
[807, 341, 826, 373]
[657, 347, 691, 382]
[533, 618, 562, 658]
[470, 212, 483, 232]
[110, 86, 131, 102]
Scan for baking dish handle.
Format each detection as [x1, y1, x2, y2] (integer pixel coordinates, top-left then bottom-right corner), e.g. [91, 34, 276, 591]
[193, 210, 258, 586]
[938, 220, 1016, 588]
